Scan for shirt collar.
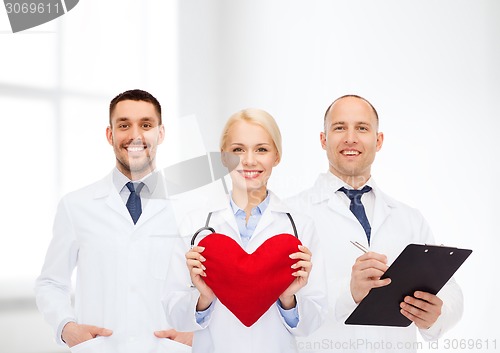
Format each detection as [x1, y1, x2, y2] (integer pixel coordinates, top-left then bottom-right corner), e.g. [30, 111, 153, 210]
[325, 171, 374, 191]
[112, 167, 157, 194]
[229, 191, 271, 216]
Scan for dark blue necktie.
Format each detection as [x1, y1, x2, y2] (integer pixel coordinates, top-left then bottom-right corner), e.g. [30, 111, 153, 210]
[126, 182, 144, 224]
[339, 186, 372, 243]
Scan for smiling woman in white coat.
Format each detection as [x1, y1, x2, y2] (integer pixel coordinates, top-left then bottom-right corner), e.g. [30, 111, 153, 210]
[163, 108, 328, 353]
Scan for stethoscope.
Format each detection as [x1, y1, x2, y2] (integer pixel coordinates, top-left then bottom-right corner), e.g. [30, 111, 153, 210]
[190, 211, 299, 247]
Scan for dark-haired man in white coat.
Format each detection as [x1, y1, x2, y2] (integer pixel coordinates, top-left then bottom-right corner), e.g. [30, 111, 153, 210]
[35, 89, 192, 353]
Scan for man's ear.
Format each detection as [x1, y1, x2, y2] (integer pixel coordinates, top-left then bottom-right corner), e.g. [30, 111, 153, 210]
[376, 132, 384, 152]
[106, 126, 113, 146]
[320, 131, 327, 150]
[158, 124, 166, 144]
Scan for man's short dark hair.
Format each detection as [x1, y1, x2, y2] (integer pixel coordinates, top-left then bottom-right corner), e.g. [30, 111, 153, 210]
[109, 89, 162, 125]
[323, 94, 378, 130]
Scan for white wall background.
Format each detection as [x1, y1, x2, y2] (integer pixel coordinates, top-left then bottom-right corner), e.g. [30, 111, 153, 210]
[1, 0, 499, 352]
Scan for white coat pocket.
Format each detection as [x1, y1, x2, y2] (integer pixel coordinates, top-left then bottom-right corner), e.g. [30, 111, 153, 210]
[69, 336, 111, 353]
[148, 234, 178, 279]
[158, 337, 192, 353]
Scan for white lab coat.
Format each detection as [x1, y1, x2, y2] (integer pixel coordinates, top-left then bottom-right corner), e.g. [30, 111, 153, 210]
[286, 173, 463, 353]
[163, 190, 328, 353]
[35, 171, 191, 353]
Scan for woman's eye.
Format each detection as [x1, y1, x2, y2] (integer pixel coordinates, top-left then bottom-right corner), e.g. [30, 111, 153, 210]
[232, 148, 243, 153]
[257, 148, 268, 152]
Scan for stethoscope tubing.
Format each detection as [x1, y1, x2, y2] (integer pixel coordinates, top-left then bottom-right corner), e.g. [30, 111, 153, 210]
[190, 212, 298, 248]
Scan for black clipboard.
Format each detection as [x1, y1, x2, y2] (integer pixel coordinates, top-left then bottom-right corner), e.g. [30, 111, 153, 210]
[345, 243, 472, 327]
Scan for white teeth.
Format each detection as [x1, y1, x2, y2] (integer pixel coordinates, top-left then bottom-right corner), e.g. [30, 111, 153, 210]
[128, 146, 145, 152]
[343, 151, 359, 156]
[242, 171, 260, 177]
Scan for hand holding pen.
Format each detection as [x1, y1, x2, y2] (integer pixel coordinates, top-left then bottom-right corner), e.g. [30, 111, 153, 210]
[349, 240, 391, 304]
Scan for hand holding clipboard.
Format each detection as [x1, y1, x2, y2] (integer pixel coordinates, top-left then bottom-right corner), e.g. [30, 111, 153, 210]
[346, 242, 472, 327]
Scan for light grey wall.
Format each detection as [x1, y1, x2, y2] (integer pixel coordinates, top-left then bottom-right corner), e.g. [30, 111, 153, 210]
[1, 0, 499, 351]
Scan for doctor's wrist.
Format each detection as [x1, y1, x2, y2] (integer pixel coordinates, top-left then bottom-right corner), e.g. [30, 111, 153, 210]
[196, 294, 215, 311]
[61, 321, 77, 343]
[278, 294, 297, 310]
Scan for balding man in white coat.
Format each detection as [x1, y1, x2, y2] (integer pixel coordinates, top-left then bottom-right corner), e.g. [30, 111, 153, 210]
[287, 95, 463, 353]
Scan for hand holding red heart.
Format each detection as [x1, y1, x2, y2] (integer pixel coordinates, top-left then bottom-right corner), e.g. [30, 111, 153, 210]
[187, 233, 306, 326]
[186, 244, 312, 312]
[185, 246, 215, 311]
[279, 245, 313, 309]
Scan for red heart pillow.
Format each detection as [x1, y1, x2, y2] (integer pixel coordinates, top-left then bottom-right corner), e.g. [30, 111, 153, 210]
[198, 233, 302, 327]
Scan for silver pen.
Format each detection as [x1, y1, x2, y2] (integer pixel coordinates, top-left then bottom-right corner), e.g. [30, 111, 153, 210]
[350, 240, 369, 253]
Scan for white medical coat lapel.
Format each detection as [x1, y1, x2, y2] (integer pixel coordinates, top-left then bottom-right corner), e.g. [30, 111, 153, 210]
[164, 189, 328, 353]
[286, 173, 463, 353]
[35, 171, 191, 353]
[202, 192, 297, 250]
[97, 172, 170, 228]
[315, 174, 394, 247]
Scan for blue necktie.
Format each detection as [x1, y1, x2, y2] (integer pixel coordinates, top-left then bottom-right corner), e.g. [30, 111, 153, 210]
[126, 182, 144, 224]
[339, 186, 372, 243]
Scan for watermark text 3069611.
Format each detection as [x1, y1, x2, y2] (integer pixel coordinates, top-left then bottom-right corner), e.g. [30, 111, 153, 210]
[3, 0, 79, 33]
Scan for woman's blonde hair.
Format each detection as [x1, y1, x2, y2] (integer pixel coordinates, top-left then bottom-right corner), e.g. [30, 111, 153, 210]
[219, 108, 282, 162]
